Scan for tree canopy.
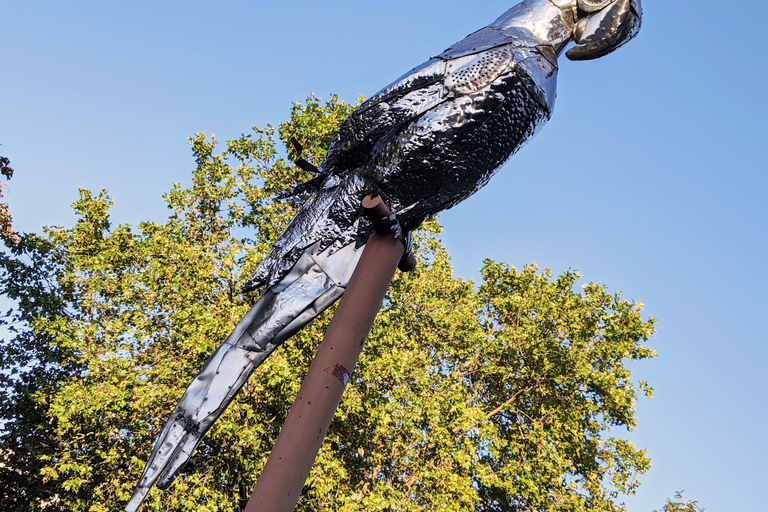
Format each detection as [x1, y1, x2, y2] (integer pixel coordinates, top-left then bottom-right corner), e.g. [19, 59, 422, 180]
[653, 492, 705, 512]
[0, 96, 656, 511]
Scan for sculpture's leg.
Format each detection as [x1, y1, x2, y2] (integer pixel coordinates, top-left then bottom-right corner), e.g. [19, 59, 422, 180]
[125, 241, 363, 512]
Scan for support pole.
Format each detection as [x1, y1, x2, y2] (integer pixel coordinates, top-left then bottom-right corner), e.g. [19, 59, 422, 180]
[244, 195, 405, 512]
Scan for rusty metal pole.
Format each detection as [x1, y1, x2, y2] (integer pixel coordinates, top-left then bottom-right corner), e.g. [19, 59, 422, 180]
[244, 195, 406, 512]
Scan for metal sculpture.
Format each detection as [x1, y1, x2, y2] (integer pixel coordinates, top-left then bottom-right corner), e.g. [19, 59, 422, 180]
[126, 1, 642, 509]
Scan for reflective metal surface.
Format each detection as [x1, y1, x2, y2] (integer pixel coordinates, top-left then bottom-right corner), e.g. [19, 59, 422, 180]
[127, 1, 642, 509]
[126, 241, 364, 511]
[568, 0, 642, 60]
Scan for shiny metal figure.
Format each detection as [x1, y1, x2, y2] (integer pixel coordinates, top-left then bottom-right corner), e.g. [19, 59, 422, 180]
[126, 1, 642, 509]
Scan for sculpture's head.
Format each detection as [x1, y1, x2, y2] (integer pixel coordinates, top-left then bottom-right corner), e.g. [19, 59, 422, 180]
[566, 0, 642, 61]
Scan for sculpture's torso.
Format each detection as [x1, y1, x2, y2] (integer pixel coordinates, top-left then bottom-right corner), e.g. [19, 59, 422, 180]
[327, 0, 576, 227]
[249, 0, 577, 291]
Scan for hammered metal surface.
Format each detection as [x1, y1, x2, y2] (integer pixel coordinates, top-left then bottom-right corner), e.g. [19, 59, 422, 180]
[444, 46, 515, 96]
[127, 1, 643, 509]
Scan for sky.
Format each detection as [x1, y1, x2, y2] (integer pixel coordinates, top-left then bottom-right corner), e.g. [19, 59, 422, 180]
[2, 1, 766, 510]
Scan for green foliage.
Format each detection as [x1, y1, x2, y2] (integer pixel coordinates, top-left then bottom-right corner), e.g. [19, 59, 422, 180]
[0, 96, 655, 511]
[654, 492, 705, 512]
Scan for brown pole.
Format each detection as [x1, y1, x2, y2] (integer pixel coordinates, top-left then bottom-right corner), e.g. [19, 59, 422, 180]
[244, 197, 405, 512]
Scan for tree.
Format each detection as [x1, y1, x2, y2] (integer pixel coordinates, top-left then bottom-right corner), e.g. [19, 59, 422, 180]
[653, 492, 705, 512]
[0, 95, 656, 511]
[0, 152, 16, 241]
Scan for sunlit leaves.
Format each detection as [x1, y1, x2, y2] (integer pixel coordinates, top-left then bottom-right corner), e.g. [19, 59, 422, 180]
[654, 492, 705, 512]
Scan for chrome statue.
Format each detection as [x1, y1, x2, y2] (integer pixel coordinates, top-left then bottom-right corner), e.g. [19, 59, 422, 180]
[126, 0, 642, 509]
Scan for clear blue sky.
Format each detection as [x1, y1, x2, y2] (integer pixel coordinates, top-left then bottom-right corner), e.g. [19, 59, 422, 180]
[2, 1, 766, 510]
